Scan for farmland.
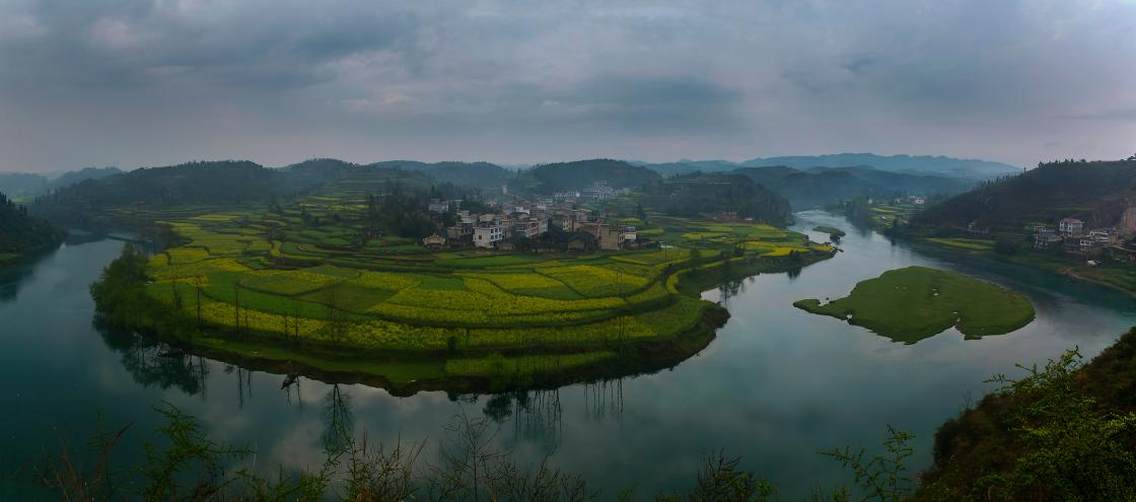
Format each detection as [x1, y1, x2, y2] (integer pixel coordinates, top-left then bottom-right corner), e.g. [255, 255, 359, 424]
[96, 190, 834, 391]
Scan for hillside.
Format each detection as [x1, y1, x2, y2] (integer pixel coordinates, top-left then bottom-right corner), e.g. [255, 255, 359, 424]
[915, 328, 1136, 500]
[368, 160, 512, 188]
[0, 192, 62, 262]
[30, 161, 295, 226]
[744, 153, 1020, 180]
[734, 165, 971, 210]
[525, 159, 661, 193]
[641, 173, 792, 226]
[912, 159, 1136, 231]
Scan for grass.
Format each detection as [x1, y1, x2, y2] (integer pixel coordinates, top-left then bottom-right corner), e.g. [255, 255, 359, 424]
[793, 266, 1035, 343]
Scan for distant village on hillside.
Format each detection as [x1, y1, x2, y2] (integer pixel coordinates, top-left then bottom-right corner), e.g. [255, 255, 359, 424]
[421, 181, 642, 251]
[1031, 207, 1136, 263]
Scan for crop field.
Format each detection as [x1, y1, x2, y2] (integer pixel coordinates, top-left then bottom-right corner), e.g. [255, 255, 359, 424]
[136, 192, 834, 366]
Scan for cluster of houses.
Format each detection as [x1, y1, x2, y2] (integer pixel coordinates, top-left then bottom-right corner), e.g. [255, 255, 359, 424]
[1033, 213, 1136, 262]
[420, 194, 638, 251]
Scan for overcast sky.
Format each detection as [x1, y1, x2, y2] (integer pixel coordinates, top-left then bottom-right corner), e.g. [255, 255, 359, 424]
[1, 0, 1134, 172]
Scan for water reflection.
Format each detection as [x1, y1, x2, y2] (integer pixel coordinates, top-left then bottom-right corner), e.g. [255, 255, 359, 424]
[96, 322, 208, 395]
[6, 214, 1136, 500]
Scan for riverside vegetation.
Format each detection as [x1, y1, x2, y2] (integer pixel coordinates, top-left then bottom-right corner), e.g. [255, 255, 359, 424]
[793, 266, 1035, 344]
[89, 179, 833, 393]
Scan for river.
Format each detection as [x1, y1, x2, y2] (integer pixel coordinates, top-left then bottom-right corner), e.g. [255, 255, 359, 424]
[2, 210, 1134, 499]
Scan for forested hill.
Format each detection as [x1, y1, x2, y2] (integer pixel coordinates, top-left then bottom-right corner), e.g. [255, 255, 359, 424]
[31, 161, 295, 226]
[734, 165, 972, 210]
[641, 173, 792, 226]
[367, 160, 512, 188]
[743, 153, 1020, 180]
[524, 159, 661, 192]
[0, 192, 62, 260]
[912, 159, 1136, 231]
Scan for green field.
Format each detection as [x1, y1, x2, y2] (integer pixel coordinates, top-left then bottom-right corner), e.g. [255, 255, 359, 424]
[106, 191, 836, 390]
[793, 266, 1035, 343]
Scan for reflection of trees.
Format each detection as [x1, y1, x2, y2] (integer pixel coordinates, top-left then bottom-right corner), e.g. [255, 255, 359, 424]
[321, 384, 354, 455]
[95, 322, 207, 396]
[224, 365, 254, 409]
[585, 378, 624, 422]
[482, 389, 564, 453]
[786, 266, 802, 280]
[718, 279, 744, 305]
[0, 261, 37, 303]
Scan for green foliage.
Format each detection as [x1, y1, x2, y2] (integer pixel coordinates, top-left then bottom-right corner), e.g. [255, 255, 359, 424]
[0, 191, 61, 256]
[821, 427, 915, 502]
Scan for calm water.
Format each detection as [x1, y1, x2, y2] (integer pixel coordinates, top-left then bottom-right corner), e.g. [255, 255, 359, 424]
[3, 211, 1135, 499]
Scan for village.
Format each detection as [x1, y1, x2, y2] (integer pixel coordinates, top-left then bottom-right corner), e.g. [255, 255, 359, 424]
[420, 181, 641, 251]
[1032, 206, 1136, 263]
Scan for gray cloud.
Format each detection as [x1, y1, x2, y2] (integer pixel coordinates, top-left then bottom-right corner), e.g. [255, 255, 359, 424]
[0, 0, 1134, 171]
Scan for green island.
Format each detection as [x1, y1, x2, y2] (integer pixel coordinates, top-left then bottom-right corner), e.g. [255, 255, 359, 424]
[812, 225, 846, 239]
[90, 180, 833, 393]
[793, 266, 1035, 343]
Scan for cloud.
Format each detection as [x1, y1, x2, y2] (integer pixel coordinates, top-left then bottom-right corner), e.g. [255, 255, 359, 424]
[0, 0, 1134, 170]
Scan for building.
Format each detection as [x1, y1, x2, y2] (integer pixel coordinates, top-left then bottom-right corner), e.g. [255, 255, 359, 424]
[578, 223, 635, 250]
[428, 199, 453, 213]
[422, 234, 447, 249]
[1033, 226, 1061, 249]
[473, 225, 504, 248]
[1059, 217, 1084, 236]
[1089, 228, 1116, 245]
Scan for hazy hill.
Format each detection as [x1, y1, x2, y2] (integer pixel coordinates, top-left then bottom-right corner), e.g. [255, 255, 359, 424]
[0, 192, 62, 258]
[526, 159, 661, 193]
[368, 160, 512, 188]
[912, 159, 1136, 231]
[642, 172, 792, 226]
[640, 160, 738, 177]
[0, 166, 121, 200]
[735, 165, 973, 210]
[743, 153, 1020, 180]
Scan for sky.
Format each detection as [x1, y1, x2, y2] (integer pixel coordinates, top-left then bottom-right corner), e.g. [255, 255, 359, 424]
[0, 0, 1134, 172]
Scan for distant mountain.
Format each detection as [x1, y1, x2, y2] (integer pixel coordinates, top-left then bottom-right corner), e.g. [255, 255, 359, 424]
[743, 153, 1020, 180]
[912, 159, 1136, 231]
[0, 192, 62, 259]
[641, 160, 738, 177]
[524, 159, 661, 193]
[367, 160, 512, 188]
[47, 167, 121, 190]
[734, 165, 973, 210]
[0, 173, 48, 200]
[641, 172, 792, 226]
[0, 167, 121, 200]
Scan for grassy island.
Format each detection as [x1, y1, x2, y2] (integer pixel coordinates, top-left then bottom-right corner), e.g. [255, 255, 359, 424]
[793, 266, 1035, 343]
[91, 189, 834, 392]
[812, 225, 846, 238]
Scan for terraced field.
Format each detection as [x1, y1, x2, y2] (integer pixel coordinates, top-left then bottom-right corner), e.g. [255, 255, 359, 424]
[118, 194, 834, 390]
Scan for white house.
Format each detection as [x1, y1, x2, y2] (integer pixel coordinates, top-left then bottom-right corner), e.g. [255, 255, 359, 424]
[473, 225, 504, 248]
[1059, 218, 1084, 236]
